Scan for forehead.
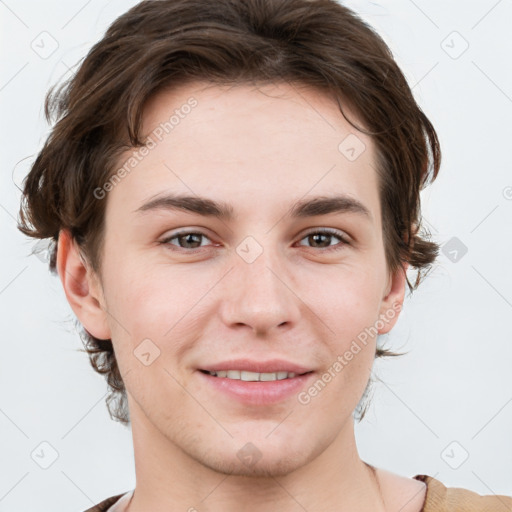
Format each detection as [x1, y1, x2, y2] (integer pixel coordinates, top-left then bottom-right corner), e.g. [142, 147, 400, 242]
[141, 80, 371, 159]
[107, 80, 380, 223]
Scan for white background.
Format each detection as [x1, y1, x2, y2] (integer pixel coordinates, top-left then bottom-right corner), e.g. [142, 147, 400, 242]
[1, 1, 511, 510]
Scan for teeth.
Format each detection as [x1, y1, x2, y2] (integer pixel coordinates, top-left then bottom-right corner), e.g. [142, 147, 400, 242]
[241, 371, 260, 381]
[207, 370, 298, 381]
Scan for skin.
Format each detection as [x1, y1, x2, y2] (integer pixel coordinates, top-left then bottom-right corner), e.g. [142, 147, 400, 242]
[57, 81, 426, 511]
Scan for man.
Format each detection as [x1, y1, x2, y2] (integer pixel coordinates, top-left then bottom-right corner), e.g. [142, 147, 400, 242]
[17, 0, 512, 510]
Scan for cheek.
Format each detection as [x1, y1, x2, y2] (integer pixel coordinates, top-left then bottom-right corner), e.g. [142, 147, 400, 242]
[304, 275, 381, 411]
[300, 263, 384, 339]
[103, 258, 210, 359]
[303, 267, 384, 404]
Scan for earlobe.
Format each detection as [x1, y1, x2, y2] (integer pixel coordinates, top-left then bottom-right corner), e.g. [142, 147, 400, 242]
[56, 229, 111, 340]
[378, 262, 408, 335]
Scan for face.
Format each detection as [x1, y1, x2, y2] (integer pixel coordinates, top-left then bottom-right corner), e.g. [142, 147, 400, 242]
[68, 81, 405, 477]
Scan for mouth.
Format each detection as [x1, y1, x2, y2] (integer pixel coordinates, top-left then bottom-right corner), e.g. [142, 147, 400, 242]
[199, 369, 313, 381]
[196, 366, 316, 405]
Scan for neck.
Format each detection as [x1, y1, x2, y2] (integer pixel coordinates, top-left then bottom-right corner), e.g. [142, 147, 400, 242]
[126, 402, 386, 512]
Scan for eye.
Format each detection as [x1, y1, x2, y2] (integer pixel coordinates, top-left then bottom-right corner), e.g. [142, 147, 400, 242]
[296, 228, 350, 252]
[160, 228, 350, 253]
[161, 230, 213, 251]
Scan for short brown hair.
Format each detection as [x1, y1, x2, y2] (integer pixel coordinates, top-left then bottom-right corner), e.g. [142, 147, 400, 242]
[18, 0, 441, 425]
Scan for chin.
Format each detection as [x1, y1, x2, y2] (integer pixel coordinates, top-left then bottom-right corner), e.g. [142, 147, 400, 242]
[200, 448, 313, 478]
[189, 429, 321, 478]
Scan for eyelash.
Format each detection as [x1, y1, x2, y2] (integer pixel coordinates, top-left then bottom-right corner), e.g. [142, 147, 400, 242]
[160, 228, 350, 253]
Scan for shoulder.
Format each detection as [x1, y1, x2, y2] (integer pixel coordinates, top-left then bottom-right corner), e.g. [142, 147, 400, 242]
[82, 492, 126, 512]
[415, 474, 512, 511]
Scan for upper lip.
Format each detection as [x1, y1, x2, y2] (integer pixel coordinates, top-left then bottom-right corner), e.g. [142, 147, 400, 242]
[199, 358, 313, 375]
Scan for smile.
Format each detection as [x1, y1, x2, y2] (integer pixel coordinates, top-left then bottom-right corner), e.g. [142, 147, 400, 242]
[200, 369, 312, 381]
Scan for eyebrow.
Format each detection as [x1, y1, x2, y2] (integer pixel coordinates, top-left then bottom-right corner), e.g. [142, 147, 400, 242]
[133, 193, 371, 221]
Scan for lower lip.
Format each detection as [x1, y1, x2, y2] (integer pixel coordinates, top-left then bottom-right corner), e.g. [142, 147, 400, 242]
[197, 371, 315, 405]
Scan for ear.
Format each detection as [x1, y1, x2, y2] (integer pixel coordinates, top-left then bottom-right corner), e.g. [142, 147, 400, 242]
[377, 262, 408, 335]
[56, 229, 111, 340]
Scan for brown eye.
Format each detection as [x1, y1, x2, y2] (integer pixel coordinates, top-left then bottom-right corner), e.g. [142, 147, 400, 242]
[297, 229, 349, 251]
[161, 231, 211, 250]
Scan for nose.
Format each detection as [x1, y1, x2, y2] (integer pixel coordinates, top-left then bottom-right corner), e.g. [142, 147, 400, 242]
[218, 248, 302, 336]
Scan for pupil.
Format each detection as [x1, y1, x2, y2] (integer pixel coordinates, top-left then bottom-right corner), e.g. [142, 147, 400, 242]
[183, 233, 200, 248]
[311, 233, 328, 247]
